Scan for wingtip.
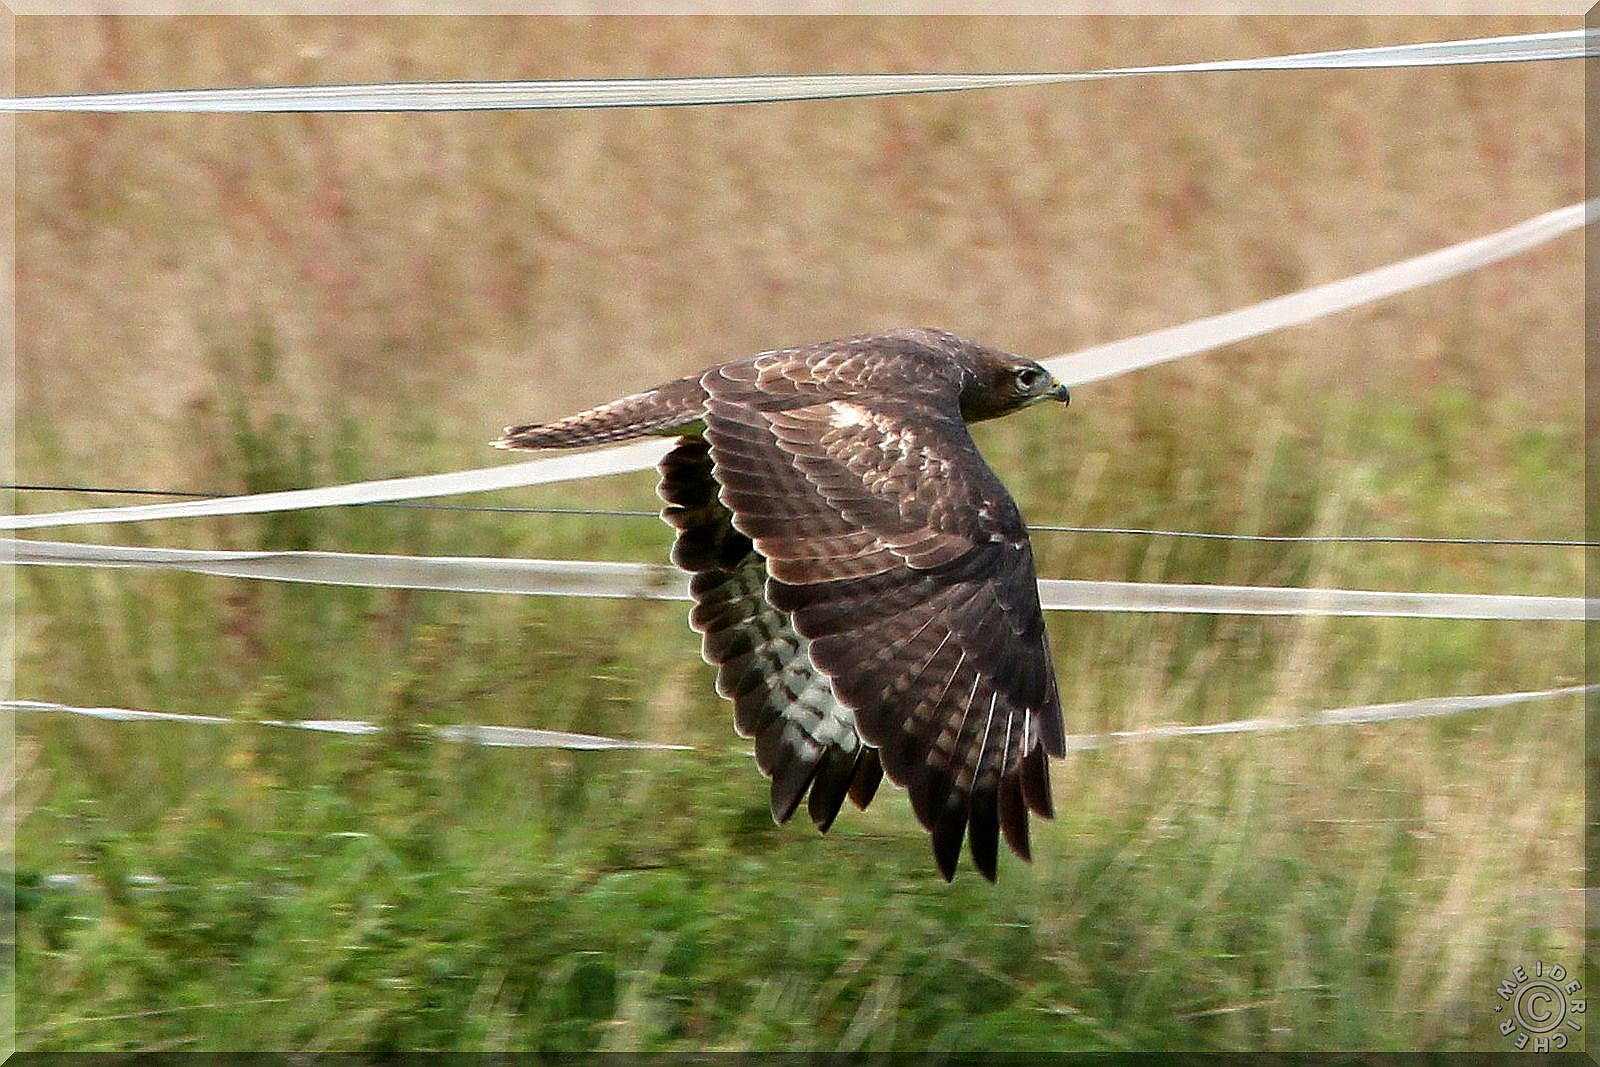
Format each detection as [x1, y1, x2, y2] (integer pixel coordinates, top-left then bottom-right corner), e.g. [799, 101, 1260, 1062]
[968, 791, 1000, 882]
[807, 747, 860, 834]
[933, 835, 961, 882]
[847, 749, 884, 810]
[1022, 746, 1055, 820]
[764, 738, 825, 828]
[931, 799, 967, 883]
[999, 773, 1032, 862]
[969, 827, 1000, 881]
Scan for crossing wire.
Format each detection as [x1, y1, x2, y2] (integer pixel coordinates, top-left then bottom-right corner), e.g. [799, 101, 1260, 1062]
[4, 484, 1591, 548]
[9, 684, 1592, 753]
[2, 699, 689, 751]
[9, 538, 1585, 621]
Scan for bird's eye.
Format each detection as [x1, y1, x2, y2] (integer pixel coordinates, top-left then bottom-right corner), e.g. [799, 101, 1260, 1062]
[1014, 366, 1047, 392]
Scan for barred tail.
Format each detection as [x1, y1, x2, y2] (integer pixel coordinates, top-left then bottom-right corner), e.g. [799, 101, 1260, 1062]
[492, 373, 710, 451]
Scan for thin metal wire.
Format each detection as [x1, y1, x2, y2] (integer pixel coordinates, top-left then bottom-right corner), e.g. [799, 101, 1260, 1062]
[6, 483, 1592, 547]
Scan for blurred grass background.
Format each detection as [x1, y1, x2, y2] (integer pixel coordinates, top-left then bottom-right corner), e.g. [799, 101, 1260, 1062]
[11, 14, 1585, 1053]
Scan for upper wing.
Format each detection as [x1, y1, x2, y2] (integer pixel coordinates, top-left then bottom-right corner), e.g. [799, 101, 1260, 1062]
[699, 351, 1065, 881]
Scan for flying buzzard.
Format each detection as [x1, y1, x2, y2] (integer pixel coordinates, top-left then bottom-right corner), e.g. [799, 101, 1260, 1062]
[494, 328, 1071, 881]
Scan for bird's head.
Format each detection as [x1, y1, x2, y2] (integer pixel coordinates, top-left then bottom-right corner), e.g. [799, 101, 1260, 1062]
[958, 347, 1071, 424]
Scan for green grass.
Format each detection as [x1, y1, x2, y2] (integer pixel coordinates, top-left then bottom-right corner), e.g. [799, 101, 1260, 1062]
[13, 339, 1585, 1053]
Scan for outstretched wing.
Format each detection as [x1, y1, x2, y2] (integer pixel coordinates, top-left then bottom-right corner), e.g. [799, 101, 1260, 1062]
[658, 437, 885, 832]
[699, 346, 1065, 881]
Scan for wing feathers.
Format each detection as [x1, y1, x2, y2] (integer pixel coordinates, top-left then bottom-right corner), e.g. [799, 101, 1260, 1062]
[757, 719, 826, 824]
[1021, 744, 1054, 819]
[930, 789, 969, 881]
[659, 437, 869, 833]
[848, 749, 884, 809]
[997, 767, 1031, 861]
[807, 745, 862, 832]
[967, 781, 1001, 882]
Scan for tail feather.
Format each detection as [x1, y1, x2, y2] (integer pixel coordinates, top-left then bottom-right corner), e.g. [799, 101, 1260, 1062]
[493, 372, 709, 451]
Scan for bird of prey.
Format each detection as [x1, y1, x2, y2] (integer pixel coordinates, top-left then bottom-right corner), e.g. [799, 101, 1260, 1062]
[494, 328, 1071, 881]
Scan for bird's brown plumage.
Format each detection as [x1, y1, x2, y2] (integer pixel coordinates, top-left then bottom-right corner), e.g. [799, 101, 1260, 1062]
[496, 328, 1071, 881]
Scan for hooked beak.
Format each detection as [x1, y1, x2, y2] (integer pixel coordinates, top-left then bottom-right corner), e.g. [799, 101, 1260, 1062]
[1051, 381, 1071, 406]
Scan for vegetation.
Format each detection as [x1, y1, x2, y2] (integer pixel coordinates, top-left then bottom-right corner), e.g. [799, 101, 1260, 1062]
[13, 15, 1584, 1053]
